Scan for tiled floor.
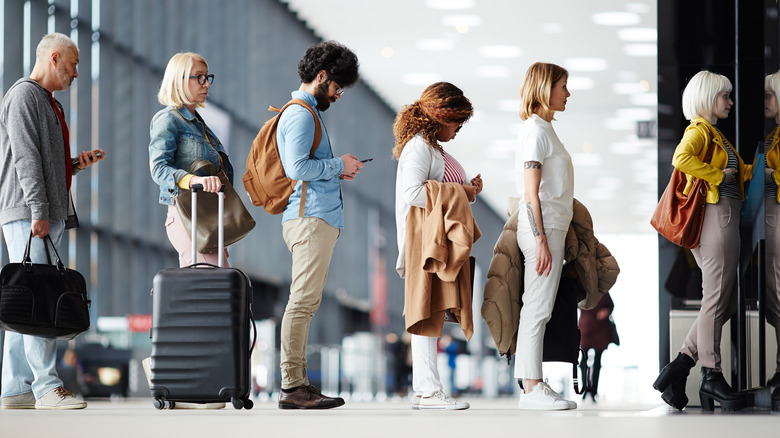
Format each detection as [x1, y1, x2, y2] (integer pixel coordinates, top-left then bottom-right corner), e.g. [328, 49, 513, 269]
[1, 397, 776, 438]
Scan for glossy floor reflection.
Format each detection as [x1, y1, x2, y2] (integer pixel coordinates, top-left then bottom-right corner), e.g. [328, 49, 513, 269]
[1, 397, 776, 438]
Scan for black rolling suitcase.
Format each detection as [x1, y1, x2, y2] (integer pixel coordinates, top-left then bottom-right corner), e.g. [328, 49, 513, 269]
[150, 185, 255, 410]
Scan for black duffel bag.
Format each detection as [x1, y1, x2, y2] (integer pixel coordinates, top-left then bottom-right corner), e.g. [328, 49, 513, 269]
[0, 233, 90, 339]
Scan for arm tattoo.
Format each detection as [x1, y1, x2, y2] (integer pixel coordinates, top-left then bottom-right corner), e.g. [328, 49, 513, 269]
[524, 161, 542, 170]
[525, 202, 545, 237]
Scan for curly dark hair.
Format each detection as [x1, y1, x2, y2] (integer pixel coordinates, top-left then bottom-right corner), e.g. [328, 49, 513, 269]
[392, 82, 473, 159]
[297, 41, 360, 88]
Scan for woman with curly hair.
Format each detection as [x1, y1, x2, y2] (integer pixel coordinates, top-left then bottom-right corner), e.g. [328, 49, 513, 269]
[393, 82, 482, 410]
[514, 62, 576, 410]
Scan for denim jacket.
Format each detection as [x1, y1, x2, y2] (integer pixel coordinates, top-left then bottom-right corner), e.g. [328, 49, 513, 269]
[149, 105, 233, 205]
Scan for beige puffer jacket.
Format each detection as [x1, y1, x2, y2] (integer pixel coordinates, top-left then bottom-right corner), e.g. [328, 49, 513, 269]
[481, 198, 620, 358]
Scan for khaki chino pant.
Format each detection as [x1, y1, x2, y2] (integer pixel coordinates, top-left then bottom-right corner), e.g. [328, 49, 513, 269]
[681, 197, 741, 371]
[280, 217, 340, 389]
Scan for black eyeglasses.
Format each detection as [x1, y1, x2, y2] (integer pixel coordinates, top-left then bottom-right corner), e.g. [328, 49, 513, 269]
[189, 74, 214, 85]
[455, 123, 463, 133]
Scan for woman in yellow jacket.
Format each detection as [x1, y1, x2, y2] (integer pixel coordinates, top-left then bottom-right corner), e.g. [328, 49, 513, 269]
[763, 71, 780, 392]
[653, 71, 751, 412]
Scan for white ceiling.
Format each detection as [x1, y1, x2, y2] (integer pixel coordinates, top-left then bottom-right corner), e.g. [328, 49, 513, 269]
[283, 0, 658, 234]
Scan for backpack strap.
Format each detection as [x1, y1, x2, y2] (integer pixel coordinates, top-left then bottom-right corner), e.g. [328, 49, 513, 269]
[276, 98, 322, 217]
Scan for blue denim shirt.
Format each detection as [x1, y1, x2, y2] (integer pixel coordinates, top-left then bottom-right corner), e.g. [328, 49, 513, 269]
[277, 91, 345, 228]
[149, 105, 233, 205]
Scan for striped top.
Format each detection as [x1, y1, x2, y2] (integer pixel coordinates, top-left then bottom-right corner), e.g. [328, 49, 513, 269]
[441, 149, 467, 184]
[713, 127, 740, 199]
[767, 126, 778, 200]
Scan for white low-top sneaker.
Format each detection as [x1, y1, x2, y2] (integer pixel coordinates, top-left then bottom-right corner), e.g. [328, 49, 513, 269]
[1, 391, 36, 409]
[418, 390, 469, 410]
[517, 382, 577, 411]
[35, 387, 86, 410]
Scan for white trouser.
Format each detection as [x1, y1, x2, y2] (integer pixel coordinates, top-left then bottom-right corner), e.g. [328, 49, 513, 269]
[514, 228, 567, 379]
[411, 334, 442, 395]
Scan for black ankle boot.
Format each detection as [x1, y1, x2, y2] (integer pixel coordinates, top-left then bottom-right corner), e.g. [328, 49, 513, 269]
[772, 386, 780, 411]
[661, 376, 688, 410]
[653, 353, 695, 392]
[699, 367, 746, 411]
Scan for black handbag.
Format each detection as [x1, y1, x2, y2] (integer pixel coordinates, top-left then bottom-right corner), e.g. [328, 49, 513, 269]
[0, 233, 91, 340]
[542, 269, 586, 394]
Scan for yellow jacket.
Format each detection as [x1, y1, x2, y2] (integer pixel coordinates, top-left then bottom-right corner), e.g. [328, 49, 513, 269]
[671, 117, 752, 203]
[765, 126, 780, 203]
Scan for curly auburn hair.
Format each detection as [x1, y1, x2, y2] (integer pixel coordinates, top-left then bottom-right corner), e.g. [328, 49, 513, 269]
[297, 41, 359, 88]
[392, 82, 473, 159]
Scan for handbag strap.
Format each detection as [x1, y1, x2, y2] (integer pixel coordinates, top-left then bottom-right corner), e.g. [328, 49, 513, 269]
[23, 232, 65, 270]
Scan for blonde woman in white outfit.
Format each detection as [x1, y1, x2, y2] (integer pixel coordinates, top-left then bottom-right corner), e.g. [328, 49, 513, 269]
[514, 62, 576, 410]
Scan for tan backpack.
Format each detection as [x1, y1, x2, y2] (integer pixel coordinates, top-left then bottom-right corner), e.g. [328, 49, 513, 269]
[242, 99, 321, 216]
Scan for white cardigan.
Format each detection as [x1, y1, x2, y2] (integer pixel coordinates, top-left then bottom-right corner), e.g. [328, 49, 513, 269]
[395, 136, 445, 278]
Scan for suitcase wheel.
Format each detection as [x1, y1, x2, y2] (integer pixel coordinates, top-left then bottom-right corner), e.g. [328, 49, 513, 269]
[153, 398, 175, 410]
[231, 397, 243, 410]
[243, 398, 254, 410]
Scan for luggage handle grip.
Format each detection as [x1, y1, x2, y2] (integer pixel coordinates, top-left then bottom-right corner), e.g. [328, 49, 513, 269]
[189, 184, 226, 267]
[189, 184, 225, 192]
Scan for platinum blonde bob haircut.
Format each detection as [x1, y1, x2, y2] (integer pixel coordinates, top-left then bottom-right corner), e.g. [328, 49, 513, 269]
[681, 71, 732, 120]
[157, 52, 208, 109]
[766, 71, 780, 100]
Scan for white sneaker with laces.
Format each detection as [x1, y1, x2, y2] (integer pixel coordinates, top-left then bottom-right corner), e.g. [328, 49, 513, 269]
[1, 392, 36, 409]
[34, 387, 86, 410]
[418, 390, 469, 410]
[517, 382, 577, 410]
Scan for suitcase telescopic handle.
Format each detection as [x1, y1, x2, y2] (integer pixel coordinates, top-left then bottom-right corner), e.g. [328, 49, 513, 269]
[189, 184, 226, 267]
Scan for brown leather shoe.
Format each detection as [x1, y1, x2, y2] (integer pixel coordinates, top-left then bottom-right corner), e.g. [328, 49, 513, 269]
[278, 385, 345, 410]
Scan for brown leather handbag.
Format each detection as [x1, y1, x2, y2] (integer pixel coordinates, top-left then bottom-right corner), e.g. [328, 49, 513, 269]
[650, 141, 715, 249]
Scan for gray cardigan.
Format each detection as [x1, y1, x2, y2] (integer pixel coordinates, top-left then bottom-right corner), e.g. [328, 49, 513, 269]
[0, 78, 79, 228]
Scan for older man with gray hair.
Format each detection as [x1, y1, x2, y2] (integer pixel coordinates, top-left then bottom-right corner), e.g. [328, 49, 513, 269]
[0, 32, 104, 410]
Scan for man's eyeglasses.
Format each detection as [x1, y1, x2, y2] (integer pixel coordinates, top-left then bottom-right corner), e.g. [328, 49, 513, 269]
[189, 74, 214, 85]
[336, 88, 345, 96]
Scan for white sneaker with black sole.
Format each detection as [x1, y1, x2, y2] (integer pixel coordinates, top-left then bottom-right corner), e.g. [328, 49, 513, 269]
[517, 381, 577, 410]
[417, 390, 469, 410]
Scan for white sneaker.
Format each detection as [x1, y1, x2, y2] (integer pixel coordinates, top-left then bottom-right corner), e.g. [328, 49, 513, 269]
[1, 392, 36, 409]
[418, 390, 469, 410]
[35, 387, 87, 410]
[517, 382, 577, 411]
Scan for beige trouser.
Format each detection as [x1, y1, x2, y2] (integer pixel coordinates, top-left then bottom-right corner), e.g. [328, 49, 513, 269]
[765, 198, 780, 371]
[280, 217, 340, 389]
[165, 206, 228, 267]
[680, 197, 741, 371]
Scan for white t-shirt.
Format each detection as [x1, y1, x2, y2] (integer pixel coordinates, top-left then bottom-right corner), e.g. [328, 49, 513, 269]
[514, 114, 574, 231]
